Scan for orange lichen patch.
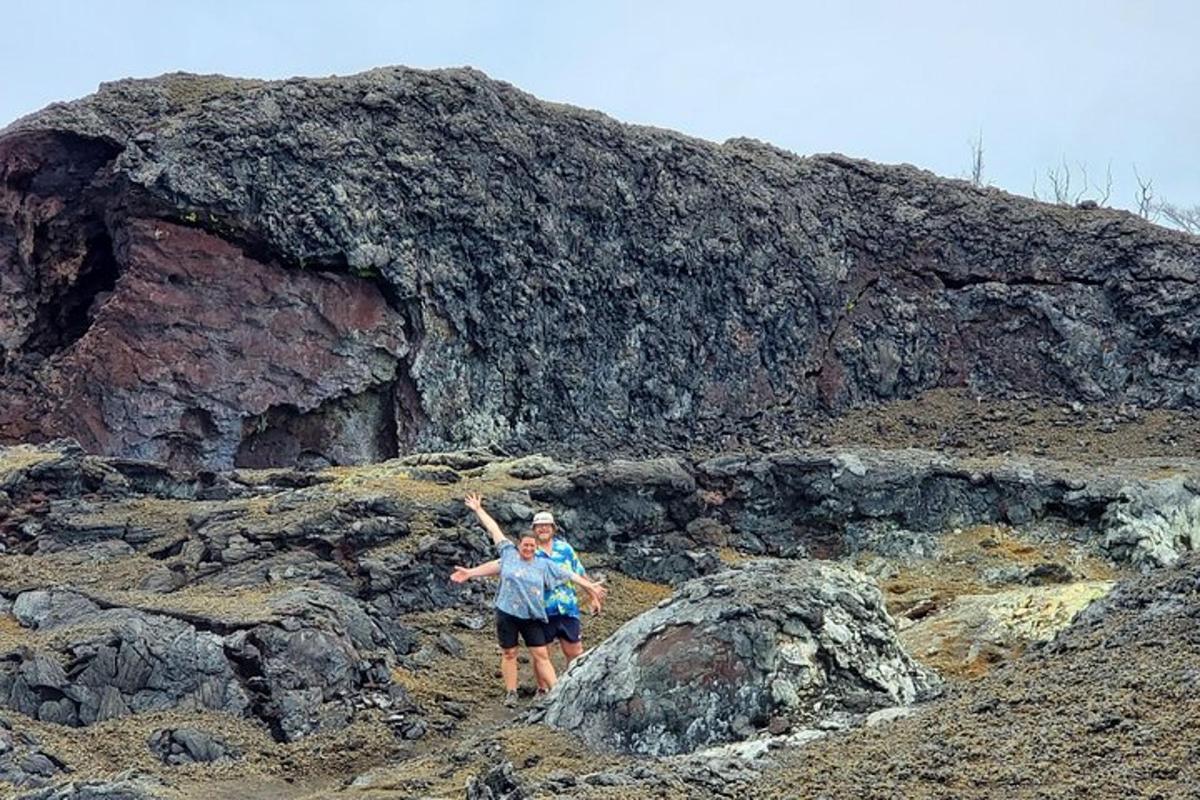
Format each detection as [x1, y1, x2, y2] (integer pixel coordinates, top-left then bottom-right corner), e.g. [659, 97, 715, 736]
[877, 524, 1117, 615]
[900, 581, 1113, 680]
[320, 459, 527, 503]
[61, 496, 209, 537]
[717, 546, 752, 565]
[493, 724, 627, 781]
[97, 583, 293, 625]
[0, 444, 59, 479]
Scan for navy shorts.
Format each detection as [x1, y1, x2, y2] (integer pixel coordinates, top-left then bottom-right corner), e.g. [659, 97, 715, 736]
[496, 609, 548, 648]
[543, 613, 582, 644]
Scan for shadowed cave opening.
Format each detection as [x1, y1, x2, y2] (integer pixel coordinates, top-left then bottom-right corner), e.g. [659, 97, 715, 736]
[27, 228, 120, 357]
[235, 384, 401, 469]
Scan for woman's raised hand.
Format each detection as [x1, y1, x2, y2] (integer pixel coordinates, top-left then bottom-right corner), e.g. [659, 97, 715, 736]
[465, 493, 483, 512]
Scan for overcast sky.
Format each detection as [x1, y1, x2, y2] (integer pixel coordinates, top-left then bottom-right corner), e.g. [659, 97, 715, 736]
[3, 0, 1196, 214]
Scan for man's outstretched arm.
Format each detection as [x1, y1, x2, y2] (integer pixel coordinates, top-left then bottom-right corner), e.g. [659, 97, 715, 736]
[465, 493, 508, 546]
[547, 562, 609, 611]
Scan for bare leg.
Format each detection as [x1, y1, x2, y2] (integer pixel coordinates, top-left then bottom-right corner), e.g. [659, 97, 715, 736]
[529, 645, 557, 690]
[500, 647, 519, 692]
[560, 638, 583, 663]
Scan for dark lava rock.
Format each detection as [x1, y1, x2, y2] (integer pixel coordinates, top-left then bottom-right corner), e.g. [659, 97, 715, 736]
[0, 586, 415, 743]
[3, 68, 1199, 469]
[0, 718, 68, 789]
[466, 760, 528, 800]
[540, 559, 937, 755]
[16, 778, 170, 799]
[435, 632, 465, 658]
[147, 727, 240, 765]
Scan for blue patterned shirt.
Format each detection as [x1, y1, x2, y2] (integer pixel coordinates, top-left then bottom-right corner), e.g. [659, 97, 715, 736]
[538, 539, 585, 618]
[494, 541, 574, 622]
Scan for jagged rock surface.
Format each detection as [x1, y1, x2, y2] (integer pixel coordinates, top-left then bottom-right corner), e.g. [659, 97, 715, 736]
[0, 586, 407, 742]
[0, 718, 67, 789]
[2, 68, 1199, 468]
[540, 559, 939, 755]
[16, 778, 170, 800]
[147, 727, 240, 765]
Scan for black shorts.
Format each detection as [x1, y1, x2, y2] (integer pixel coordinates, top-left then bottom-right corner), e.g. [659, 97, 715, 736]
[495, 609, 548, 649]
[543, 613, 582, 643]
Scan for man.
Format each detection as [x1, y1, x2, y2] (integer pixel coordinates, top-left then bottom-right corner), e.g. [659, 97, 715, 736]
[454, 507, 595, 677]
[452, 494, 607, 706]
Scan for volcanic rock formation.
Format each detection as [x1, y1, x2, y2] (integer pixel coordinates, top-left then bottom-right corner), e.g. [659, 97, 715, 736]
[2, 68, 1199, 469]
[540, 559, 939, 755]
[0, 437, 1190, 796]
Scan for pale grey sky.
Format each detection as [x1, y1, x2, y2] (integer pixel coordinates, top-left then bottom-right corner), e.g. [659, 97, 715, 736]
[3, 0, 1197, 214]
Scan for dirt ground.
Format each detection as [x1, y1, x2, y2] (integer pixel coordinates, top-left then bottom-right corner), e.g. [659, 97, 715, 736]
[807, 388, 1200, 463]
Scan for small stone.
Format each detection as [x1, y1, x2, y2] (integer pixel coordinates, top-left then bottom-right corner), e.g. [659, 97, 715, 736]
[435, 632, 466, 658]
[456, 615, 487, 631]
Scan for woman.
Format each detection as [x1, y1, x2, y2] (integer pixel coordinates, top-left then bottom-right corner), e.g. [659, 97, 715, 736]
[452, 493, 608, 707]
[451, 509, 595, 690]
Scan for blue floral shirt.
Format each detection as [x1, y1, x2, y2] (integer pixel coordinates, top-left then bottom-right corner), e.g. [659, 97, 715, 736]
[494, 541, 575, 622]
[538, 539, 585, 618]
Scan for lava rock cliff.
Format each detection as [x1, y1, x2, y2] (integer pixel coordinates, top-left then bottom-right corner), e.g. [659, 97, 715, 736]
[2, 68, 1198, 469]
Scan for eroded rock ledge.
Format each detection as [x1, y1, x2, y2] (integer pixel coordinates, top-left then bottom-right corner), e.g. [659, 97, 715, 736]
[2, 69, 1199, 468]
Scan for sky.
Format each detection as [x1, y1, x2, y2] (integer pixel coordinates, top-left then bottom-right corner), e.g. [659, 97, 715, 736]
[2, 0, 1197, 215]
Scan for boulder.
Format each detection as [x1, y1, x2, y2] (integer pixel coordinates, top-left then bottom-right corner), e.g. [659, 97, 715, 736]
[0, 587, 415, 742]
[541, 559, 938, 755]
[0, 718, 67, 789]
[466, 761, 529, 800]
[147, 727, 240, 765]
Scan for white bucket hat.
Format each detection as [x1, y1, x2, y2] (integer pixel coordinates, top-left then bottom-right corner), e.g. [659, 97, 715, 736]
[531, 511, 556, 527]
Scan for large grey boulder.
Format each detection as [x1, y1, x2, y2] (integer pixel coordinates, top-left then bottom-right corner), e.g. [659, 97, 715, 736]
[541, 559, 938, 755]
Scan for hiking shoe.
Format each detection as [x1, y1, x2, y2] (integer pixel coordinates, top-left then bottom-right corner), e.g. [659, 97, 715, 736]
[503, 691, 519, 708]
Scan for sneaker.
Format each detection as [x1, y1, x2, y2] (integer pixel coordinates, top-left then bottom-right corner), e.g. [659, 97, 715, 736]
[503, 691, 519, 708]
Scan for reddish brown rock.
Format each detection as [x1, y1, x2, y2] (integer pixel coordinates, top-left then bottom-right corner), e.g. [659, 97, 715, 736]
[1, 216, 408, 468]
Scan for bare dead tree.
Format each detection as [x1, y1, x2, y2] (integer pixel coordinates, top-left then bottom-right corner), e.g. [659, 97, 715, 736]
[1095, 161, 1113, 206]
[968, 130, 984, 187]
[1034, 157, 1113, 207]
[1158, 203, 1200, 235]
[1045, 157, 1073, 204]
[1133, 165, 1156, 219]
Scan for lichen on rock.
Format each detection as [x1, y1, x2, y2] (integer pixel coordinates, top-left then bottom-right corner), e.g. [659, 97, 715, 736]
[540, 558, 938, 755]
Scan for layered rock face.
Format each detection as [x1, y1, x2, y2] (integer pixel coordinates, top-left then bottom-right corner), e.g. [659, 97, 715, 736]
[2, 69, 1199, 468]
[541, 559, 938, 755]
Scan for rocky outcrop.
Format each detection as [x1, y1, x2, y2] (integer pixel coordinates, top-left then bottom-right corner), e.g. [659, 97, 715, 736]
[147, 727, 240, 765]
[0, 440, 1194, 767]
[2, 68, 1199, 468]
[0, 718, 67, 789]
[0, 586, 410, 742]
[540, 559, 938, 755]
[17, 778, 171, 800]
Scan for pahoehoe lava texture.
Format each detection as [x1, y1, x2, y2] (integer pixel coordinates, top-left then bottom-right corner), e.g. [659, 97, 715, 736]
[2, 67, 1199, 468]
[540, 559, 938, 755]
